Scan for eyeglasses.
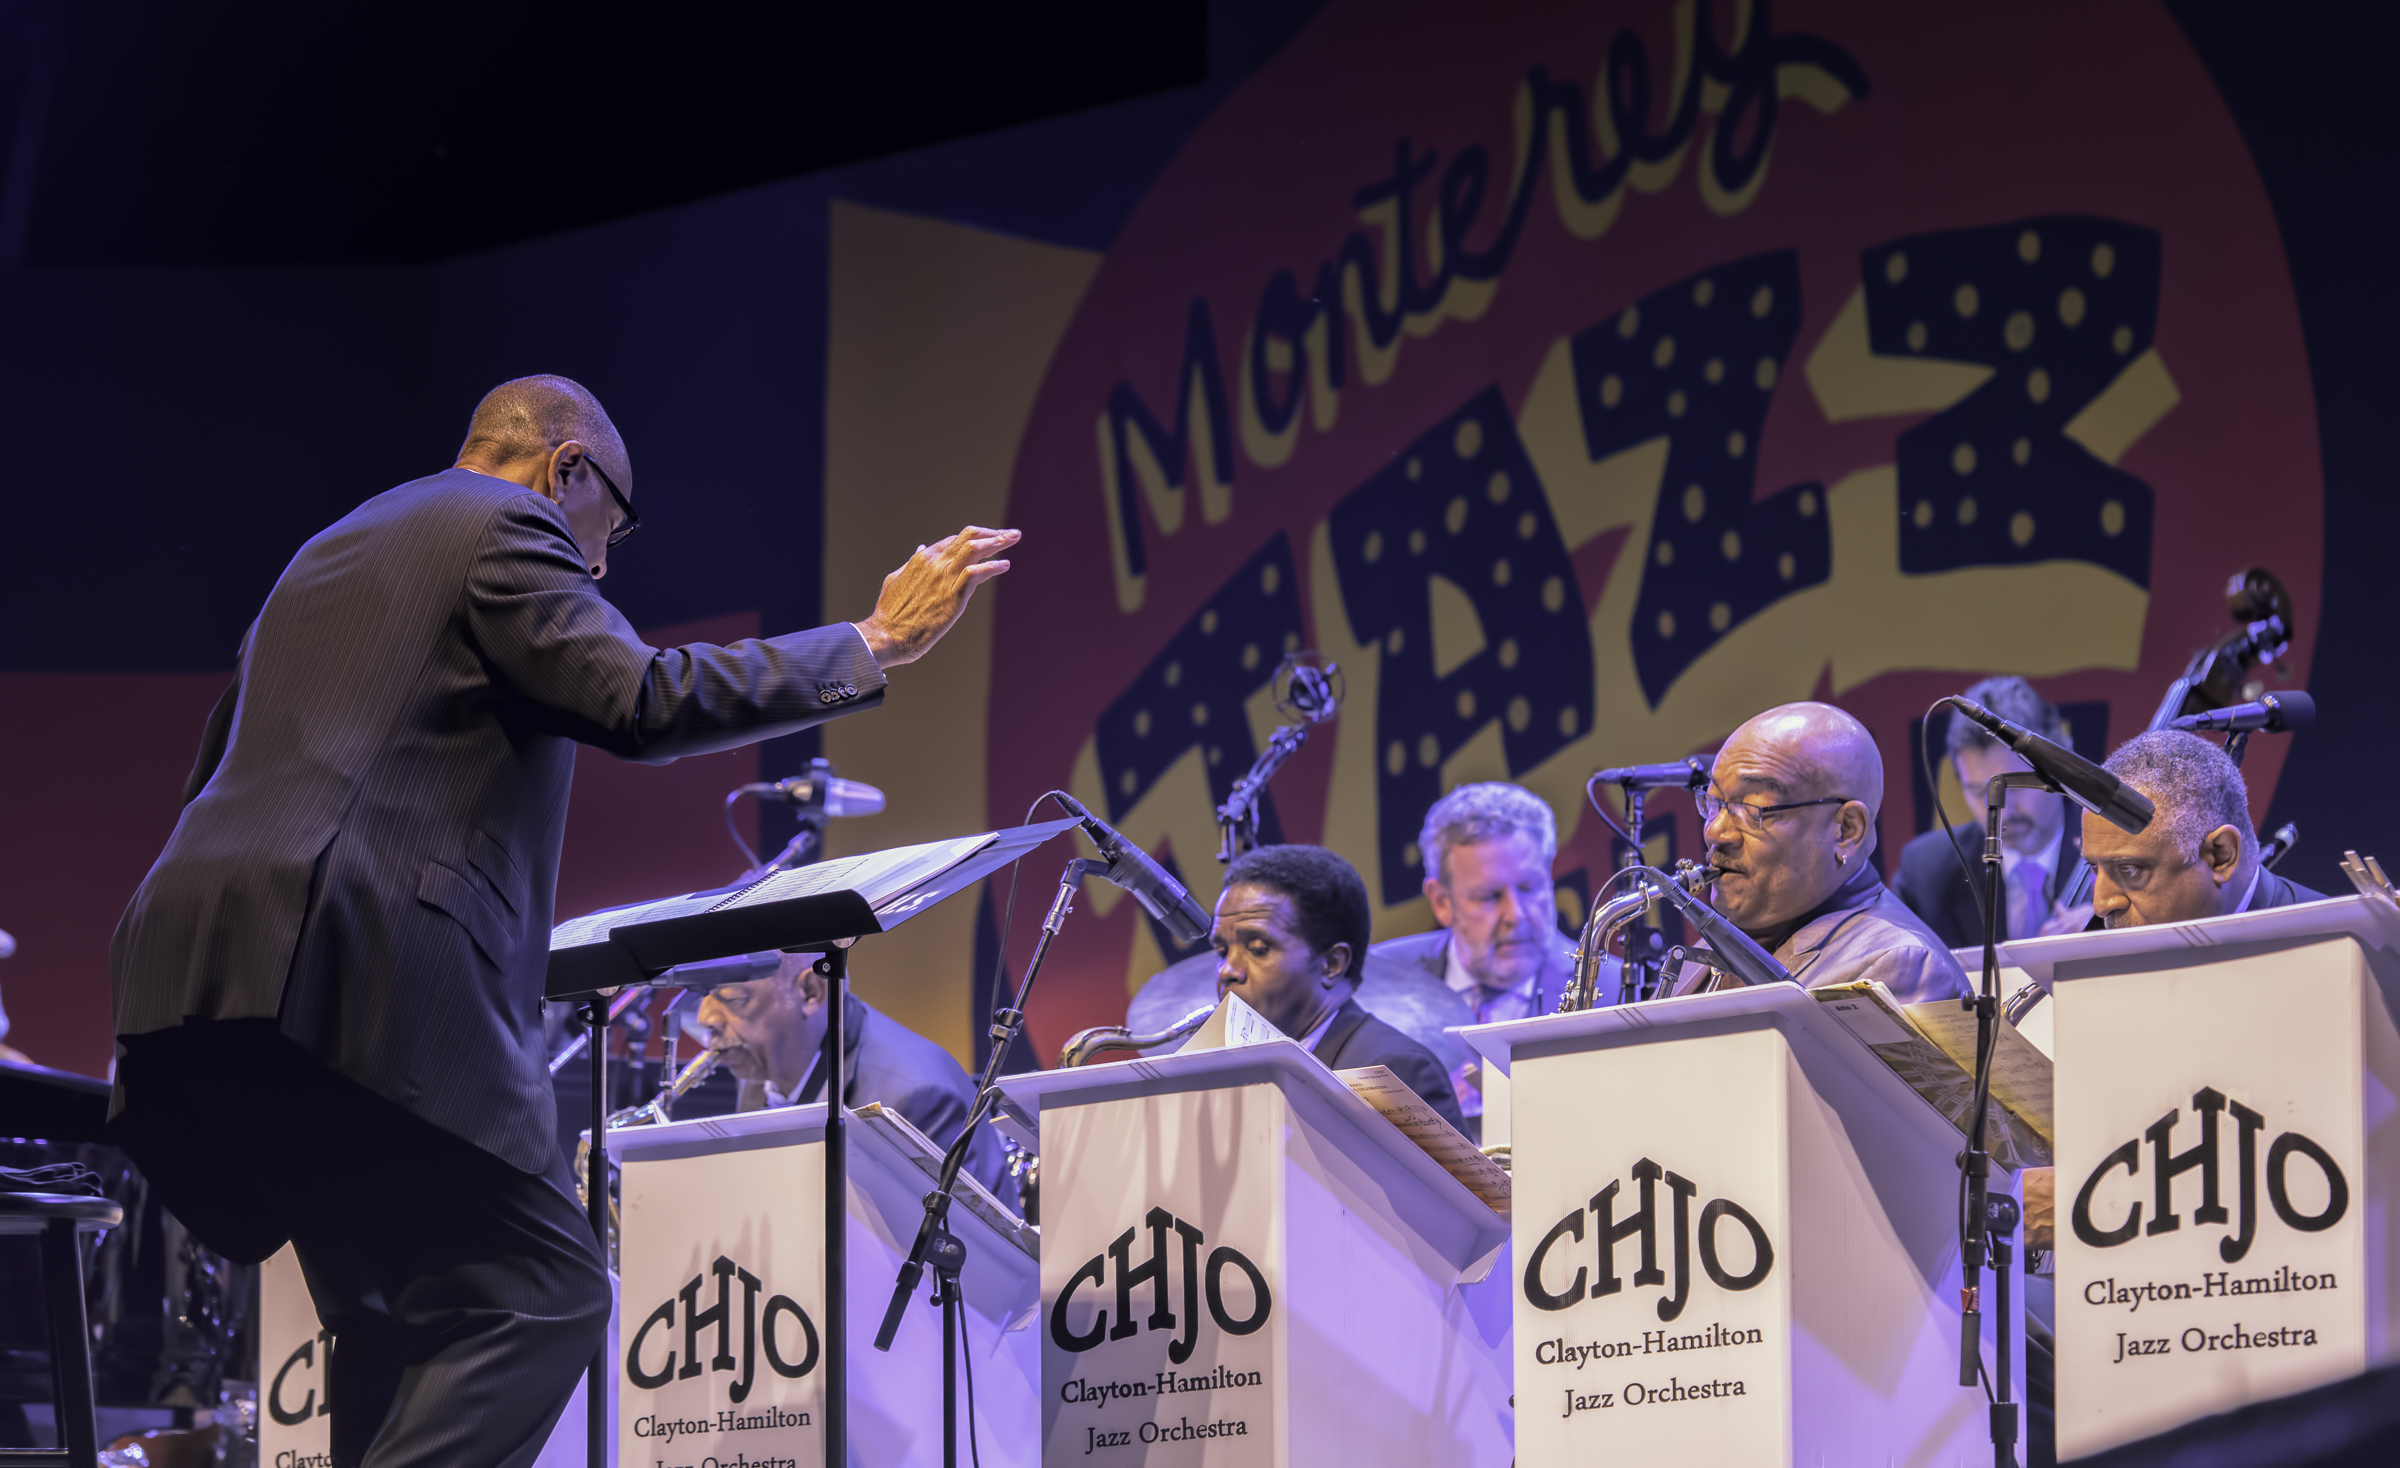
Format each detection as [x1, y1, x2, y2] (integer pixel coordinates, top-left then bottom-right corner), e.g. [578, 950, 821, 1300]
[1696, 785, 1854, 834]
[587, 456, 639, 547]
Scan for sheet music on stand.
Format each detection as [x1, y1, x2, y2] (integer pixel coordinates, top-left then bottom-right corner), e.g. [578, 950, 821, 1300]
[1178, 991, 1512, 1216]
[1814, 979, 2052, 1170]
[544, 817, 1080, 997]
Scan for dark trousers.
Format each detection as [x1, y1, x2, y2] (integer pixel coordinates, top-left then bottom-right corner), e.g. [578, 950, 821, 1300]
[114, 1019, 609, 1468]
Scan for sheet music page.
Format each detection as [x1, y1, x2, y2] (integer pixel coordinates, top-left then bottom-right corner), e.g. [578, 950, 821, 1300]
[1180, 992, 1283, 1052]
[852, 1103, 1035, 1257]
[1901, 998, 2055, 1144]
[1336, 1064, 1512, 1217]
[1813, 981, 2051, 1169]
[710, 833, 994, 914]
[548, 890, 734, 951]
[548, 833, 997, 952]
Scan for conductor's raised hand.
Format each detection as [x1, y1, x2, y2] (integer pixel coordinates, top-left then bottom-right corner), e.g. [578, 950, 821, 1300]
[853, 526, 1020, 668]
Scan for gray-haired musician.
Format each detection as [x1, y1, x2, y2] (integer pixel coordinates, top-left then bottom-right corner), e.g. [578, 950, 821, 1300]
[696, 952, 1008, 1193]
[1370, 781, 1583, 1132]
[1676, 702, 1969, 1003]
[2081, 729, 2325, 927]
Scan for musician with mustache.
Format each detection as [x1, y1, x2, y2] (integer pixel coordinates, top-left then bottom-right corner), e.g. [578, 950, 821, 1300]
[1674, 702, 1969, 1003]
[2080, 729, 2325, 928]
[696, 951, 1009, 1194]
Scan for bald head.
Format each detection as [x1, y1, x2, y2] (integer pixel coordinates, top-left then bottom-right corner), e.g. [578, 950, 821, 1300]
[1703, 702, 1885, 938]
[1728, 702, 1884, 818]
[456, 375, 630, 489]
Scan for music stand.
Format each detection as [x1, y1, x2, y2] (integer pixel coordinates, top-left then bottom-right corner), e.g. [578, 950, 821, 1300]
[542, 816, 1077, 1468]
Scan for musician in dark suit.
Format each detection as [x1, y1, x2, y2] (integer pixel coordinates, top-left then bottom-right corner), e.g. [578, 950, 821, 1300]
[1205, 845, 1467, 1136]
[698, 953, 1008, 1195]
[2080, 729, 2326, 927]
[1895, 677, 2087, 947]
[108, 376, 1016, 1468]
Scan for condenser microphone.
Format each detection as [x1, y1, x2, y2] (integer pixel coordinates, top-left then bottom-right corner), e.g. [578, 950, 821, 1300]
[1591, 758, 1707, 791]
[1945, 697, 2154, 834]
[2170, 690, 2314, 734]
[1052, 793, 1213, 944]
[1285, 663, 1338, 721]
[737, 775, 887, 817]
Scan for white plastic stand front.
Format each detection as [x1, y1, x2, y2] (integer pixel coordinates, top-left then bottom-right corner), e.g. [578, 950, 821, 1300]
[610, 1103, 1041, 1467]
[2004, 895, 2400, 1458]
[997, 1040, 1513, 1466]
[1463, 984, 2017, 1466]
[257, 1245, 619, 1468]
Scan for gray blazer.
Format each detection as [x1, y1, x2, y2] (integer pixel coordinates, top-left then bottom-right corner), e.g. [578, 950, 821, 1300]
[1367, 927, 1584, 1020]
[111, 469, 885, 1173]
[1674, 860, 1971, 1006]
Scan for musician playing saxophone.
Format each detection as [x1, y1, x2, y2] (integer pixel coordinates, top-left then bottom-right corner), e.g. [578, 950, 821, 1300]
[698, 951, 1009, 1193]
[1674, 702, 1968, 1003]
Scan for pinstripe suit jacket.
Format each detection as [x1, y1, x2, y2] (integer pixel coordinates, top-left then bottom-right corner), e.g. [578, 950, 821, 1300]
[110, 468, 885, 1173]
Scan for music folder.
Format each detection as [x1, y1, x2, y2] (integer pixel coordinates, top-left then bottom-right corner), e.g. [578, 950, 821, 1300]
[542, 816, 1080, 998]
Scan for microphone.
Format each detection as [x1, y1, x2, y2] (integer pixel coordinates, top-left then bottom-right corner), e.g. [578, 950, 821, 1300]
[737, 774, 886, 817]
[1592, 758, 1707, 791]
[1052, 793, 1213, 945]
[1285, 663, 1338, 721]
[1945, 697, 2154, 834]
[2170, 690, 2314, 734]
[1635, 864, 1792, 988]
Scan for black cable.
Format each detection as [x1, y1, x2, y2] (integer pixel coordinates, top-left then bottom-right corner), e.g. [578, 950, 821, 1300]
[722, 787, 761, 869]
[960, 1285, 982, 1468]
[984, 791, 1083, 1060]
[1918, 700, 1992, 935]
[1584, 772, 1641, 849]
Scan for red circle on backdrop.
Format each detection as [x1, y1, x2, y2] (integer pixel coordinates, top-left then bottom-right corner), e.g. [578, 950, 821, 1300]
[991, 0, 2319, 1051]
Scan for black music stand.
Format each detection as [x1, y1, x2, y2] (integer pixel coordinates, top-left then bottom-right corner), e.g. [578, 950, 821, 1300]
[542, 817, 1077, 1468]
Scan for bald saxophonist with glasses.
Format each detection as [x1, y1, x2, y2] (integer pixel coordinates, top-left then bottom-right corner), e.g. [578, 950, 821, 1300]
[1672, 702, 1970, 1004]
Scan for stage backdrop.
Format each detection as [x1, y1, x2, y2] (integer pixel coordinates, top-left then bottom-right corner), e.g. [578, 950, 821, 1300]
[826, 0, 2318, 1064]
[0, 0, 2374, 1081]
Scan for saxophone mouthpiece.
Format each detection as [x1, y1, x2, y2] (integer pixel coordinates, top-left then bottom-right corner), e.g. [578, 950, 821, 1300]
[1671, 860, 1727, 894]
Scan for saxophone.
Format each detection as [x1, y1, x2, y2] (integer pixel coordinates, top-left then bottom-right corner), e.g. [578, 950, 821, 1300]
[603, 1046, 724, 1129]
[1058, 1002, 1218, 1067]
[1557, 861, 1724, 1012]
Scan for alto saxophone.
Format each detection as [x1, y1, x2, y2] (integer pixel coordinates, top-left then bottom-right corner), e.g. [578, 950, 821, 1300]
[1557, 861, 1724, 1012]
[603, 1045, 725, 1129]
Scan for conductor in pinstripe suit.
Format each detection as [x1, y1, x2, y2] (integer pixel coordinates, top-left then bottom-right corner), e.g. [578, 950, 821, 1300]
[106, 375, 1017, 1468]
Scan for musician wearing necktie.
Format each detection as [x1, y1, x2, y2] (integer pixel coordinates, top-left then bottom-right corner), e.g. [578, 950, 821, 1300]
[1895, 677, 2090, 947]
[1367, 782, 1584, 1136]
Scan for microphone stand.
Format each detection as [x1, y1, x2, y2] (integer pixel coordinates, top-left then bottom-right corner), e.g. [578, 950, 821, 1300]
[751, 756, 835, 878]
[1216, 724, 1311, 862]
[872, 857, 1108, 1358]
[1963, 770, 2048, 1466]
[1612, 781, 1653, 1004]
[581, 983, 647, 1468]
[928, 1226, 968, 1467]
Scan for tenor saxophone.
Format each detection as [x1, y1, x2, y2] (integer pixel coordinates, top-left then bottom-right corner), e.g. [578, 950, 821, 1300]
[1058, 1002, 1218, 1067]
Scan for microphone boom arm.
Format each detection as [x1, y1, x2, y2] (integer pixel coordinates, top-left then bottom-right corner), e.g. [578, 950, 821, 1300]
[1216, 724, 1311, 862]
